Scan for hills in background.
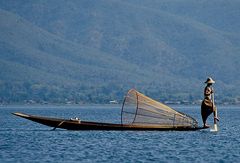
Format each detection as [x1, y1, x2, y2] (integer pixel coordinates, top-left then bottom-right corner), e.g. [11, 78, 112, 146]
[0, 0, 240, 104]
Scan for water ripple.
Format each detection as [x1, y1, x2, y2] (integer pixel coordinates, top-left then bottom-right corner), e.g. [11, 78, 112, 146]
[0, 106, 240, 162]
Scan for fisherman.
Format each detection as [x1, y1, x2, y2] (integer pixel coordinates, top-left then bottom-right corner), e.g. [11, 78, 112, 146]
[201, 77, 219, 128]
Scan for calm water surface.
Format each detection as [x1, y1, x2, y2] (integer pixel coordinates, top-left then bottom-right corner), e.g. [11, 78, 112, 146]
[0, 105, 240, 163]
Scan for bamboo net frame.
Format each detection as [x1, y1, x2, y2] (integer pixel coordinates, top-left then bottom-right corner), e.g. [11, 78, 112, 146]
[121, 89, 198, 128]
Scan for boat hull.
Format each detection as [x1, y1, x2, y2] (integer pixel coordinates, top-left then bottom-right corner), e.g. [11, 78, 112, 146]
[12, 112, 204, 131]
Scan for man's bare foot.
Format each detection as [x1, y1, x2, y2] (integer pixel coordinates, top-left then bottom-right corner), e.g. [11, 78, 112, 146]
[203, 124, 210, 128]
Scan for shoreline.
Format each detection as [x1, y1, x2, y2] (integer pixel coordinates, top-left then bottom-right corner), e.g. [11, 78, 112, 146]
[1, 103, 239, 108]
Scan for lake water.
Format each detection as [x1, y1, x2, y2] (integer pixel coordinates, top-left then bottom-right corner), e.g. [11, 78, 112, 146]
[0, 105, 240, 162]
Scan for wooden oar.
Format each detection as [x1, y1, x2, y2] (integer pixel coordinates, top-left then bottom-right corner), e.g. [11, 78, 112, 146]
[210, 93, 218, 132]
[52, 121, 65, 131]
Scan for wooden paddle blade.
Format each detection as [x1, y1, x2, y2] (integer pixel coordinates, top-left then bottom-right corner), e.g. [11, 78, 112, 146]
[210, 124, 218, 132]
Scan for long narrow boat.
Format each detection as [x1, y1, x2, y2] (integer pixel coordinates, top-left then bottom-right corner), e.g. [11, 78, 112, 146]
[12, 112, 204, 131]
[13, 89, 206, 131]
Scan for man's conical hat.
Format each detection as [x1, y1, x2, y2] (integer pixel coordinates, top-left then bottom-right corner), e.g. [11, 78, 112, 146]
[205, 77, 215, 84]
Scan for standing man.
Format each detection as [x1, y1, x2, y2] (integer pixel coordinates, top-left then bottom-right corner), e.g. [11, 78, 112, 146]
[201, 77, 219, 128]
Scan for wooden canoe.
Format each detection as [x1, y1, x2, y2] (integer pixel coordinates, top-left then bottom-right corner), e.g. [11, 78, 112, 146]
[12, 112, 205, 131]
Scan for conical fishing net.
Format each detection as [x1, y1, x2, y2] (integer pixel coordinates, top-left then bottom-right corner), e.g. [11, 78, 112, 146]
[121, 89, 198, 128]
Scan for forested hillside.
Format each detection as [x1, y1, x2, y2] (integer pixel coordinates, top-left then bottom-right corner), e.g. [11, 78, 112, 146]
[0, 0, 239, 104]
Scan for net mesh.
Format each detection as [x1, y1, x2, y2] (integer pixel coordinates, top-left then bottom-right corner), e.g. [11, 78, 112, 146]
[121, 89, 198, 128]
